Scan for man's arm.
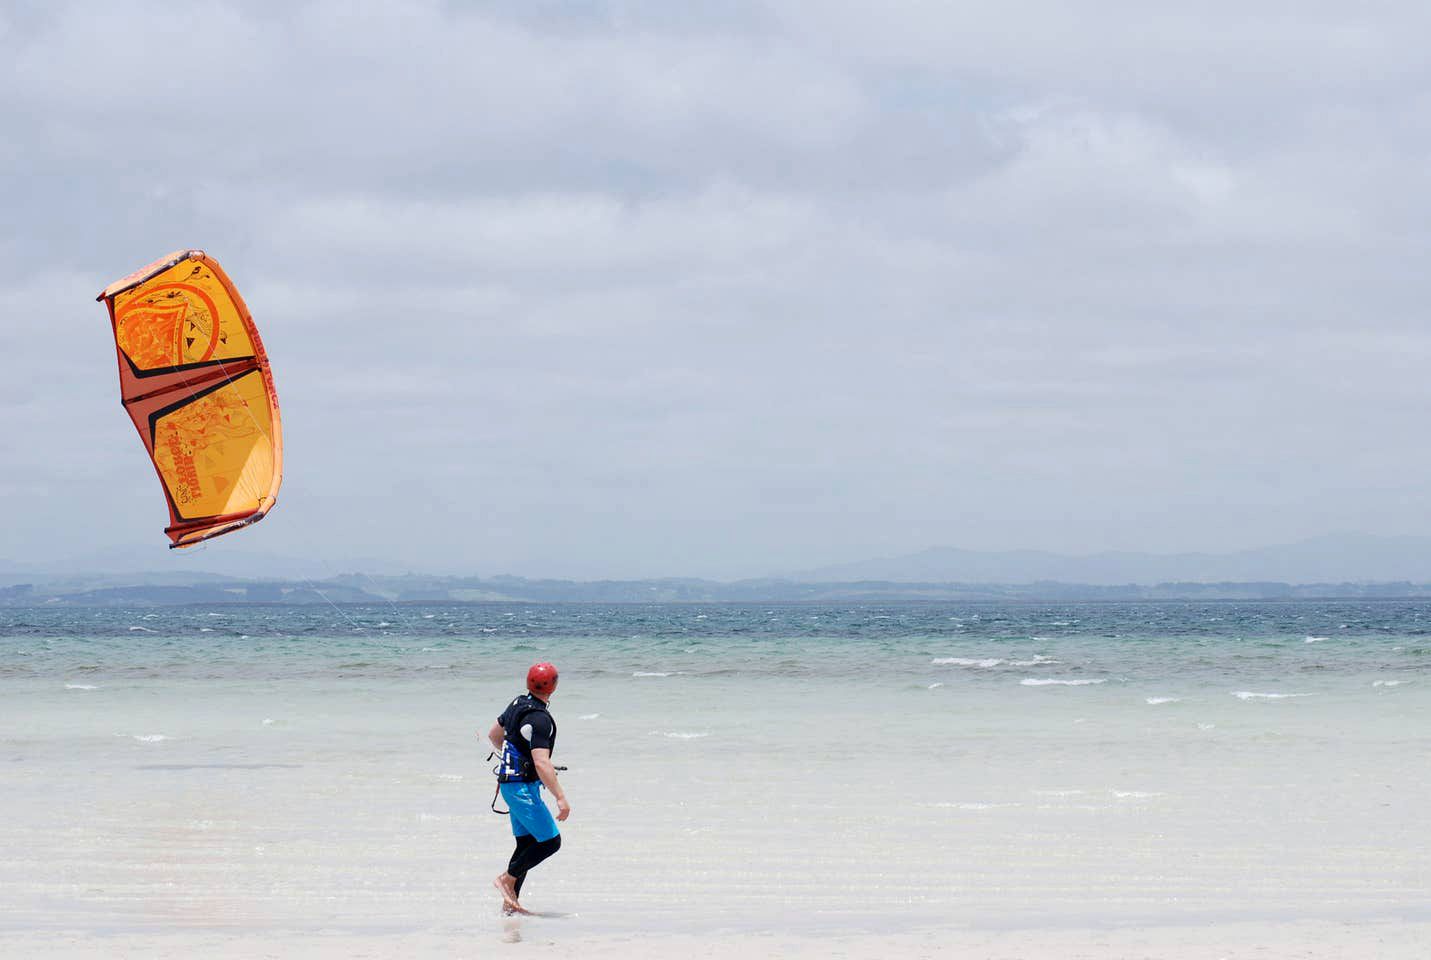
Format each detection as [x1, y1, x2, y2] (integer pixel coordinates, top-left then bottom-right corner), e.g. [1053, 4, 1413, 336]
[487, 722, 505, 753]
[530, 747, 570, 821]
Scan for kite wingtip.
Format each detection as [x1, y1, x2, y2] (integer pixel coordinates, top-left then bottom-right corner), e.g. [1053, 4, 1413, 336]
[97, 248, 208, 303]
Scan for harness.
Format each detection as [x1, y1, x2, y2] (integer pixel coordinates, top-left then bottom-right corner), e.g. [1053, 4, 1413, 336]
[488, 697, 565, 815]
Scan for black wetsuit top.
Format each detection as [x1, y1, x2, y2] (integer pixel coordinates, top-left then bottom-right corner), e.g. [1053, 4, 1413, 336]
[497, 694, 556, 783]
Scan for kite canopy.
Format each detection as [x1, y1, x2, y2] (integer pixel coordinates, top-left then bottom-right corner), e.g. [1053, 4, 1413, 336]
[97, 250, 283, 548]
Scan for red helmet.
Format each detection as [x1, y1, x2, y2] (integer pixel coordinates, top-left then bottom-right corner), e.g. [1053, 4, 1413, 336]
[526, 662, 559, 697]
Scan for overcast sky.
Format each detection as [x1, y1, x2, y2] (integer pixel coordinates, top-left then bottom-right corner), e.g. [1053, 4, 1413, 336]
[5, 1, 1431, 579]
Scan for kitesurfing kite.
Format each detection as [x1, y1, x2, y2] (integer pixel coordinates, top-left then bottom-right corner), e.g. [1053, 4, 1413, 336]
[97, 250, 283, 547]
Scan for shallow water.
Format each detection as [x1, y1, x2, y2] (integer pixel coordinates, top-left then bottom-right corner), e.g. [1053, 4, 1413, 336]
[3, 601, 1430, 936]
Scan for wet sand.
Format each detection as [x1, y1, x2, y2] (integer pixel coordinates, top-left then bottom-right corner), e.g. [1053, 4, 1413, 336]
[7, 604, 1431, 956]
[9, 920, 1430, 959]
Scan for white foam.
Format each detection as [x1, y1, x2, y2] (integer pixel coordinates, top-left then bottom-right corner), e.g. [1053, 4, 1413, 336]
[420, 647, 440, 652]
[65, 683, 98, 690]
[1021, 678, 1105, 686]
[1112, 790, 1164, 800]
[1304, 636, 1329, 643]
[932, 655, 1059, 668]
[661, 731, 709, 739]
[377, 621, 391, 628]
[694, 615, 707, 620]
[1373, 680, 1412, 687]
[131, 734, 169, 743]
[932, 801, 1011, 810]
[1197, 722, 1216, 731]
[1233, 691, 1312, 700]
[1032, 789, 1085, 797]
[633, 671, 676, 677]
[423, 614, 435, 619]
[128, 626, 156, 632]
[1035, 803, 1111, 812]
[262, 718, 276, 725]
[927, 682, 945, 689]
[578, 713, 601, 720]
[1144, 696, 1181, 705]
[433, 773, 464, 781]
[199, 627, 214, 632]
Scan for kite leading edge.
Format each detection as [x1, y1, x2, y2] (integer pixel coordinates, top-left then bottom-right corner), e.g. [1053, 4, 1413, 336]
[97, 250, 283, 548]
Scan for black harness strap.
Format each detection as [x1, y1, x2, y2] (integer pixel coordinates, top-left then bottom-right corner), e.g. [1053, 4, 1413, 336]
[487, 698, 566, 817]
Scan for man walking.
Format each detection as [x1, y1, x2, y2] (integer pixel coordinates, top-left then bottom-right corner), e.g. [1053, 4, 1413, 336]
[488, 662, 569, 914]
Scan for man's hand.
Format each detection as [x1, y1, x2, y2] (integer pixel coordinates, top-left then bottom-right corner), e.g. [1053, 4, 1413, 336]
[556, 797, 571, 821]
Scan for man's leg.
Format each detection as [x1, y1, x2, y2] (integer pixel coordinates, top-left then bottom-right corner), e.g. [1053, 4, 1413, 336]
[495, 783, 561, 910]
[508, 834, 537, 898]
[508, 833, 562, 887]
[495, 789, 535, 912]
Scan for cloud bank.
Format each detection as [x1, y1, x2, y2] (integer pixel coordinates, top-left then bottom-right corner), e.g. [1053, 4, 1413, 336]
[4, 1, 1430, 578]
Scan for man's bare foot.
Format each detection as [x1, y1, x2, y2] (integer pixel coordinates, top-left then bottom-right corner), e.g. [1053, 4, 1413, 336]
[493, 873, 524, 913]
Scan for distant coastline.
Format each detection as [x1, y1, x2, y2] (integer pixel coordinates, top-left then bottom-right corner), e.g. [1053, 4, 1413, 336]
[6, 573, 1431, 606]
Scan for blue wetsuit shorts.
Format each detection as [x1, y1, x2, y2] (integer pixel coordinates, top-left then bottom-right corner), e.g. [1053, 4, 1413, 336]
[500, 781, 560, 841]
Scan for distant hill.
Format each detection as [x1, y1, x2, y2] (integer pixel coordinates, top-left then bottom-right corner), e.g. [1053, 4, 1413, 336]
[786, 534, 1431, 586]
[7, 534, 1431, 604]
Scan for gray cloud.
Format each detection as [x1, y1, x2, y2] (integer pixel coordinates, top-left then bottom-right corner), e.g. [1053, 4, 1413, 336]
[4, 1, 1430, 578]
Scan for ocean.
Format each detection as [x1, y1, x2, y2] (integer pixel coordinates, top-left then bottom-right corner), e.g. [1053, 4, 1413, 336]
[3, 601, 1430, 946]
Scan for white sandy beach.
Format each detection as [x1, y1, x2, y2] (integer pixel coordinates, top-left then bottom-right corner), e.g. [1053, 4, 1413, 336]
[10, 921, 1431, 959]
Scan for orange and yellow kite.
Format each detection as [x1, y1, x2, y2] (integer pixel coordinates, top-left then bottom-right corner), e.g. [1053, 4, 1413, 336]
[97, 250, 283, 547]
